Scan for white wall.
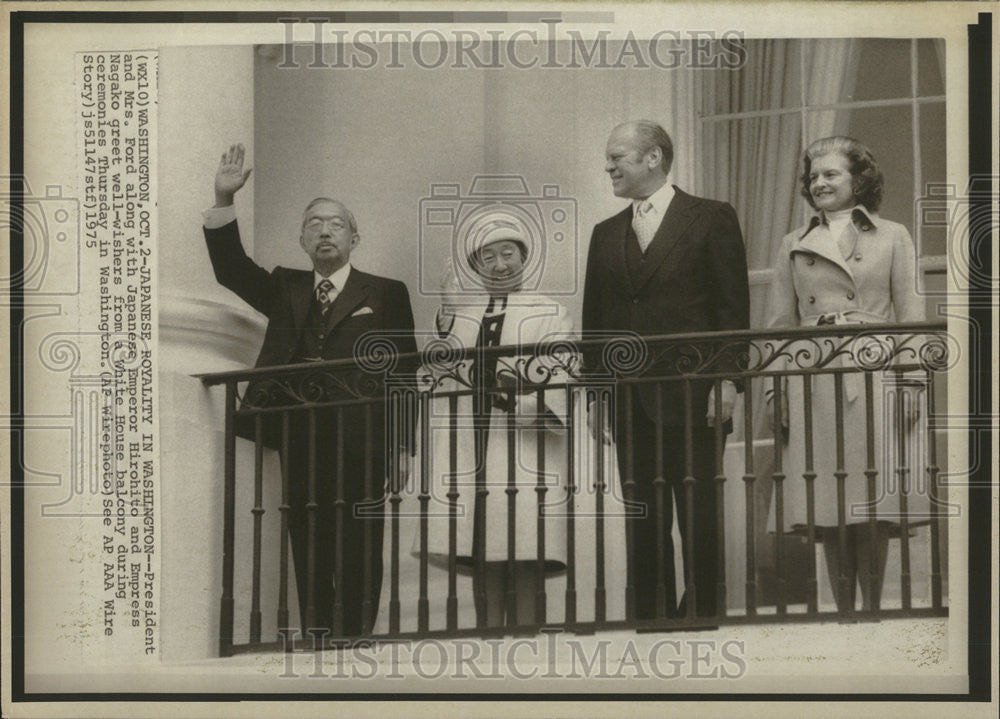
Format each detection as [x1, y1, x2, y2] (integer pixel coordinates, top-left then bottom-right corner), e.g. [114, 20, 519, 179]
[158, 45, 290, 661]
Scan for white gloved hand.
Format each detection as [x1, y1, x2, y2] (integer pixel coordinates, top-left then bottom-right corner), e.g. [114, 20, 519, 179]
[587, 396, 613, 445]
[706, 380, 738, 427]
[440, 257, 463, 311]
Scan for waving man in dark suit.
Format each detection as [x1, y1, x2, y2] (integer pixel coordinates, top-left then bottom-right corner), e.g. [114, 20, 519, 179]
[583, 121, 750, 621]
[203, 144, 417, 637]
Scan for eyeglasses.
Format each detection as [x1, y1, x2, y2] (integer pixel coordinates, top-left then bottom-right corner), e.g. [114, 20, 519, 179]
[303, 217, 350, 233]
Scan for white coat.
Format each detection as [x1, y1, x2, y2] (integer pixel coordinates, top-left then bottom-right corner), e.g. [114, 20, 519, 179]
[411, 292, 576, 565]
[765, 206, 927, 529]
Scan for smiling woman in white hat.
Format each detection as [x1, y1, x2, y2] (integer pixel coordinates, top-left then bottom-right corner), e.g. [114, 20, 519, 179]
[416, 207, 576, 628]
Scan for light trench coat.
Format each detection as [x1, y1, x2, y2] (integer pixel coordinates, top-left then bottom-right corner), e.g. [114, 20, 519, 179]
[411, 292, 576, 566]
[765, 206, 928, 529]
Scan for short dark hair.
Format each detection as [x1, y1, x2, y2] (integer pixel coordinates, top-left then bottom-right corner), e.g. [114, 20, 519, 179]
[631, 120, 674, 174]
[800, 136, 884, 212]
[301, 197, 358, 234]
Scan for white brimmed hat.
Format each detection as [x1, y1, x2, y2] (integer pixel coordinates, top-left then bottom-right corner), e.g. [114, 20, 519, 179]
[465, 211, 531, 267]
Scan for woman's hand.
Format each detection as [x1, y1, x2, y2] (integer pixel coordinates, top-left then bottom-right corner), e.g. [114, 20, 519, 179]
[900, 388, 922, 428]
[706, 380, 737, 427]
[587, 395, 613, 445]
[440, 257, 463, 312]
[764, 380, 790, 444]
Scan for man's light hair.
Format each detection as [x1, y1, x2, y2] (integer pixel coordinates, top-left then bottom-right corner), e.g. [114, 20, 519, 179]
[623, 119, 674, 174]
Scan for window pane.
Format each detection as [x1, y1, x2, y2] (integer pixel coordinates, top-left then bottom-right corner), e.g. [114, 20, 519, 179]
[850, 39, 913, 101]
[917, 38, 946, 96]
[844, 104, 916, 235]
[919, 101, 948, 257]
[923, 270, 948, 320]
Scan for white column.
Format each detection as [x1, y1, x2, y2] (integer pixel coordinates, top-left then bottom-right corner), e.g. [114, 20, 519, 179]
[158, 45, 284, 660]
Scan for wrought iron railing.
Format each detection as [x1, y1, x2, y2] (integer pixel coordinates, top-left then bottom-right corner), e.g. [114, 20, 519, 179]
[199, 321, 950, 656]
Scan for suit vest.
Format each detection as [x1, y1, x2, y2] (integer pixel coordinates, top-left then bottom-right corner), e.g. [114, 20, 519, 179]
[624, 221, 648, 287]
[295, 296, 332, 361]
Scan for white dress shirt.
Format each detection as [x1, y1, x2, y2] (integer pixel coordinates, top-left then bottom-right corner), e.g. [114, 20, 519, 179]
[314, 263, 351, 298]
[202, 204, 237, 229]
[631, 182, 676, 230]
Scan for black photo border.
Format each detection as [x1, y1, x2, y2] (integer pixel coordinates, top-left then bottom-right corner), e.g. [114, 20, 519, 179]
[5, 6, 995, 708]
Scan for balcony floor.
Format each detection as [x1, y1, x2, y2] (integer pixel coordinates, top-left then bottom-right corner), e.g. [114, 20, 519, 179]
[27, 615, 964, 695]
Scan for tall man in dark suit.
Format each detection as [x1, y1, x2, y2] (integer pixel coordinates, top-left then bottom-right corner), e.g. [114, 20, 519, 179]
[203, 144, 417, 637]
[583, 121, 750, 620]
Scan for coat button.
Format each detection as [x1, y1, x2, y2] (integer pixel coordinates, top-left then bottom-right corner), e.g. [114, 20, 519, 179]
[846, 292, 855, 300]
[318, 332, 325, 340]
[632, 298, 640, 304]
[854, 253, 862, 261]
[807, 257, 815, 265]
[808, 296, 816, 304]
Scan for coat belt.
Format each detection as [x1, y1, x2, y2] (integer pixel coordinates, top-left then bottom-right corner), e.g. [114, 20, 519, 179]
[801, 310, 890, 402]
[802, 309, 889, 326]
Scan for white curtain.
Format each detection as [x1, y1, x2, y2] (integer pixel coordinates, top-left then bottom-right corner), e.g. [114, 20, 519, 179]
[802, 39, 859, 134]
[699, 38, 860, 425]
[698, 39, 860, 609]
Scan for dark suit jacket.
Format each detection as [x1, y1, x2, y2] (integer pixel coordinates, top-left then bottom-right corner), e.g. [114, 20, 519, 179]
[204, 219, 417, 449]
[582, 186, 750, 427]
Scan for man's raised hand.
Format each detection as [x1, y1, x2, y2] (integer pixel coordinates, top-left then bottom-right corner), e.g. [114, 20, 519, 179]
[214, 143, 252, 208]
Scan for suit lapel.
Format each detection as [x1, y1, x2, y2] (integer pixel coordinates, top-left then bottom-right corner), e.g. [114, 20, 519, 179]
[290, 271, 314, 331]
[607, 208, 636, 296]
[323, 269, 371, 331]
[633, 187, 697, 292]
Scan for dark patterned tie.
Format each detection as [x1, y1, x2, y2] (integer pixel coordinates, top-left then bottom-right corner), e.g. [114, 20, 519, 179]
[315, 279, 335, 316]
[473, 295, 511, 416]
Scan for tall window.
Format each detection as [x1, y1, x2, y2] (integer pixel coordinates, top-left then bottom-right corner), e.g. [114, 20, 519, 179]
[697, 41, 949, 604]
[698, 38, 947, 328]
